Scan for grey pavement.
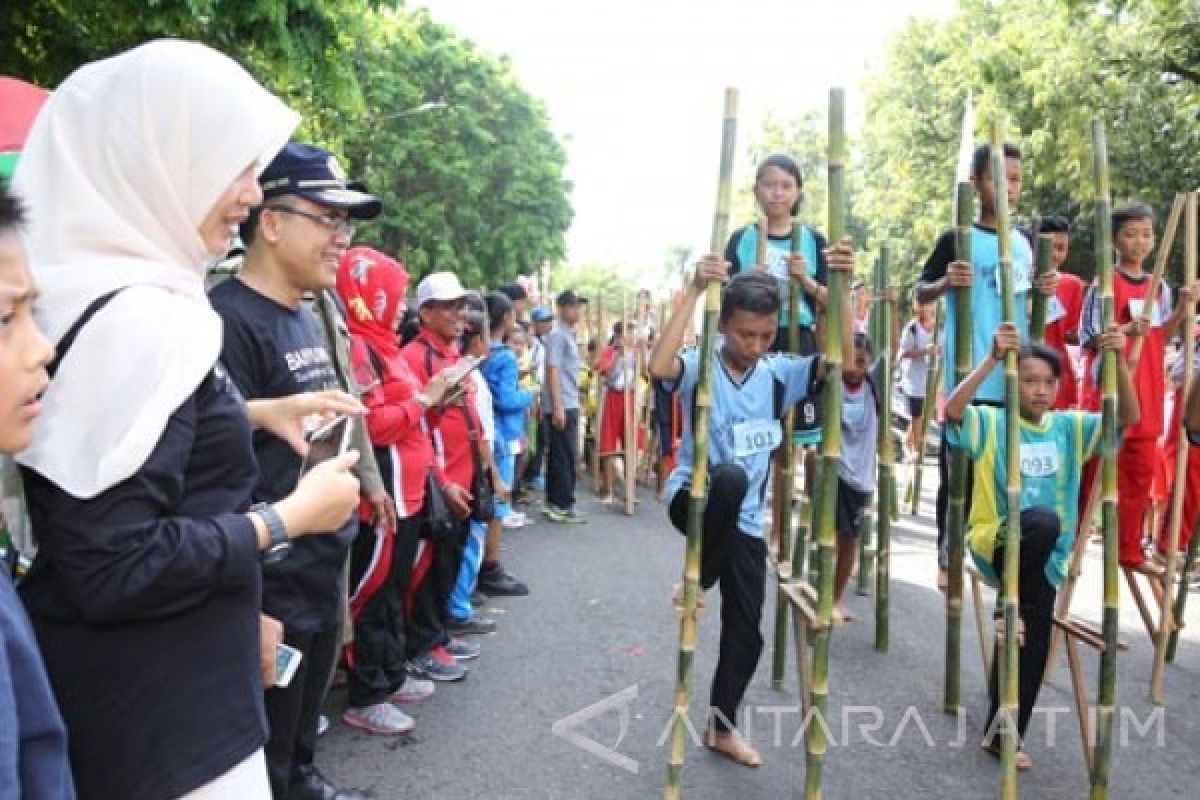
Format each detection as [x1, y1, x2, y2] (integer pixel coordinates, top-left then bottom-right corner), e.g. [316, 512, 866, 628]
[317, 465, 1200, 799]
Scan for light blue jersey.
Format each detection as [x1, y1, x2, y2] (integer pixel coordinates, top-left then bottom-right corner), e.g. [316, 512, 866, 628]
[664, 345, 817, 537]
[942, 226, 1033, 402]
[732, 224, 821, 328]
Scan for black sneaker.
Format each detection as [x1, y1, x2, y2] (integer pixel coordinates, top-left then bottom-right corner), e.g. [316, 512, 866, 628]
[470, 590, 487, 608]
[477, 563, 530, 597]
[449, 613, 498, 636]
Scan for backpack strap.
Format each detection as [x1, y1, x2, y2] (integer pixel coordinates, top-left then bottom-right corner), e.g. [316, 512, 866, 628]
[47, 289, 125, 379]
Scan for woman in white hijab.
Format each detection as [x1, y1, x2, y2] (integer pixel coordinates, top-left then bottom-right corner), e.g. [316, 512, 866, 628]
[13, 40, 363, 800]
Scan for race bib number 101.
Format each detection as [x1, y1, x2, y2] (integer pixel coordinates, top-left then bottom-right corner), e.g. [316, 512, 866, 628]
[733, 419, 783, 459]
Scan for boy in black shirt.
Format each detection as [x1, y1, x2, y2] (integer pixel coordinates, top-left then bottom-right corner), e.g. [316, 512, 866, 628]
[211, 143, 382, 800]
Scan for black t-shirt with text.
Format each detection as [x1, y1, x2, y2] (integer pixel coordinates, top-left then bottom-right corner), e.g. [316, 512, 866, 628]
[210, 278, 354, 633]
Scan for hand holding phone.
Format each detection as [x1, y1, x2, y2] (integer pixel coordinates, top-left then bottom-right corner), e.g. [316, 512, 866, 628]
[275, 643, 303, 689]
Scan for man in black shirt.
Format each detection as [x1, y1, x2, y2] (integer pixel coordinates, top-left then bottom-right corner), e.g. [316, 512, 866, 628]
[211, 143, 383, 800]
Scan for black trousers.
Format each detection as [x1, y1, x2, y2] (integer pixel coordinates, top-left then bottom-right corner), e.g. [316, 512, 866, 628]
[406, 517, 467, 656]
[265, 625, 340, 799]
[669, 464, 763, 734]
[985, 508, 1060, 740]
[545, 410, 580, 511]
[346, 516, 421, 707]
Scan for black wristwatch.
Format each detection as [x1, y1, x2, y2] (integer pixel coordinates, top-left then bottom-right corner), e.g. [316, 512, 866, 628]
[252, 503, 291, 565]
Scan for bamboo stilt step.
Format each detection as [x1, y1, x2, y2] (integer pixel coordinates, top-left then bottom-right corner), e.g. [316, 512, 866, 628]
[780, 582, 821, 628]
[1052, 615, 1129, 653]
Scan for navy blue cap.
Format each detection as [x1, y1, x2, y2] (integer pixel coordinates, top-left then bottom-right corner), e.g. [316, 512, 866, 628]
[259, 142, 382, 220]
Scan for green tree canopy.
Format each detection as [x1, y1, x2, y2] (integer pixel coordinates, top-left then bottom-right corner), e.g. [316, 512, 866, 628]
[855, 0, 1200, 286]
[0, 1, 573, 288]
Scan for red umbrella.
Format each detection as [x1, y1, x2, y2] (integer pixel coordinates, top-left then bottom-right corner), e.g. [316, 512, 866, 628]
[0, 76, 50, 151]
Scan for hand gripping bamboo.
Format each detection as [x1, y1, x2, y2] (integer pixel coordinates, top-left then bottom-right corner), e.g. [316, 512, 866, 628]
[663, 87, 738, 800]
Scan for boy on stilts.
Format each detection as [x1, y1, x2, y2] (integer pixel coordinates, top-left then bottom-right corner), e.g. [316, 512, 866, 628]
[650, 243, 855, 768]
[946, 323, 1138, 770]
[1079, 202, 1200, 568]
[915, 143, 1059, 587]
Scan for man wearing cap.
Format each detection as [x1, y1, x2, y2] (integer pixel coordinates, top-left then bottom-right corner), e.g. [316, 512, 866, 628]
[400, 272, 484, 681]
[542, 290, 589, 523]
[210, 142, 380, 800]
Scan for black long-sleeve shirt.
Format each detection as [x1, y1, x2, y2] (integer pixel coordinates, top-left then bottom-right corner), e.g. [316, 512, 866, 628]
[18, 368, 265, 800]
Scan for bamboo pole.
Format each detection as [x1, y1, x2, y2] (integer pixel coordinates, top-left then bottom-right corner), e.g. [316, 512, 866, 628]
[771, 218, 804, 688]
[908, 302, 942, 515]
[805, 86, 846, 800]
[623, 291, 636, 515]
[635, 293, 651, 487]
[875, 243, 895, 651]
[1167, 513, 1200, 663]
[1151, 190, 1196, 701]
[991, 118, 1021, 800]
[591, 295, 606, 493]
[943, 181, 974, 714]
[1088, 117, 1119, 800]
[1030, 233, 1053, 343]
[663, 87, 737, 800]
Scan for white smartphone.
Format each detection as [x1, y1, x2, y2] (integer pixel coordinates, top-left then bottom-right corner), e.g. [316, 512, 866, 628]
[275, 642, 303, 688]
[298, 414, 352, 477]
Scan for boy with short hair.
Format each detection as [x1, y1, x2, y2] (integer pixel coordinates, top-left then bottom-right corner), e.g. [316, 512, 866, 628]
[946, 322, 1137, 769]
[898, 297, 938, 461]
[915, 142, 1059, 583]
[1079, 201, 1200, 567]
[0, 183, 74, 799]
[1036, 215, 1085, 410]
[649, 239, 856, 768]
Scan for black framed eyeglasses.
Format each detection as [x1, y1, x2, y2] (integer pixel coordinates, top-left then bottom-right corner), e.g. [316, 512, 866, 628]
[264, 204, 355, 238]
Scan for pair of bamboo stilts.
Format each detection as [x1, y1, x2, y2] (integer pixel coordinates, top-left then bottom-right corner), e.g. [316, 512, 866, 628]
[663, 86, 849, 800]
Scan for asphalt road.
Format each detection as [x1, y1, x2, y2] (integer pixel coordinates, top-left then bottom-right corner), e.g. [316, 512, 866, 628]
[317, 466, 1200, 799]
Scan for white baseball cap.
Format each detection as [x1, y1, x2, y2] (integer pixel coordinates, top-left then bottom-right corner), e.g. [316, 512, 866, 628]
[416, 271, 467, 307]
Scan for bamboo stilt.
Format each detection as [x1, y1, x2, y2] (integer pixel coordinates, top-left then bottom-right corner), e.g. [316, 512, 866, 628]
[1167, 515, 1200, 662]
[943, 181, 974, 715]
[663, 87, 737, 800]
[591, 295, 606, 493]
[991, 118, 1021, 800]
[771, 220, 803, 688]
[908, 302, 942, 515]
[1030, 233, 1053, 343]
[1151, 189, 1197, 702]
[1089, 117, 1119, 800]
[804, 86, 846, 800]
[875, 243, 895, 651]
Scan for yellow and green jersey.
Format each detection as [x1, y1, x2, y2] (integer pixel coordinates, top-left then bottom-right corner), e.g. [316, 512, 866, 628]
[948, 405, 1101, 588]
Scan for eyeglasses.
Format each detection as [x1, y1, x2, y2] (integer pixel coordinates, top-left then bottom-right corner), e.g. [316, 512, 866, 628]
[265, 205, 355, 238]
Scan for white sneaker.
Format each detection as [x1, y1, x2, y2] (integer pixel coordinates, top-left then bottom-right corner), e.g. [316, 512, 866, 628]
[502, 511, 528, 529]
[390, 675, 436, 705]
[342, 702, 415, 735]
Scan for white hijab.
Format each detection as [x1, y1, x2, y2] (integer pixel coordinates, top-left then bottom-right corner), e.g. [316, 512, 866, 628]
[13, 39, 299, 498]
